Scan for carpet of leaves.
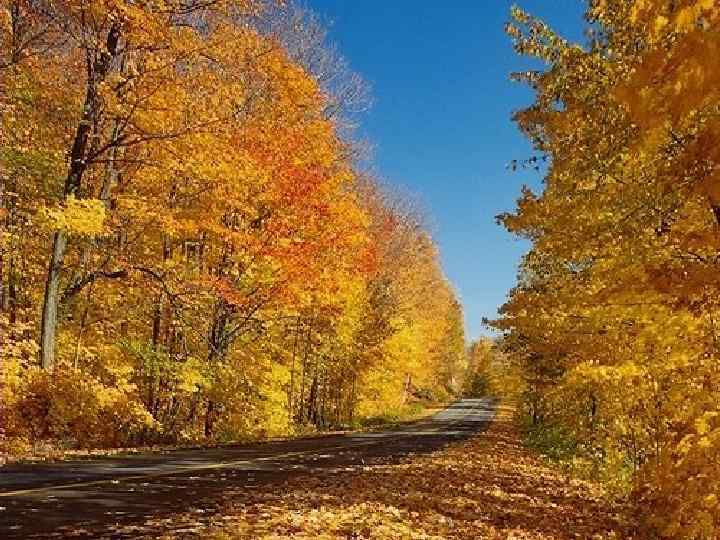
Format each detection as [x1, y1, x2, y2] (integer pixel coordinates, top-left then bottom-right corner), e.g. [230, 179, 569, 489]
[154, 404, 635, 539]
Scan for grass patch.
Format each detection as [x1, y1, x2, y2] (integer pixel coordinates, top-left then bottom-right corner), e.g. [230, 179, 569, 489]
[520, 416, 579, 461]
[353, 399, 454, 430]
[519, 415, 634, 498]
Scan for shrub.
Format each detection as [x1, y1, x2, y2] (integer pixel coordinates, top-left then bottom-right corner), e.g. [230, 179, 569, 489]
[5, 365, 154, 451]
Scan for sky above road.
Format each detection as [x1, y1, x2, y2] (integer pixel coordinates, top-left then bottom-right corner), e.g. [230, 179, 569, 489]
[306, 0, 587, 339]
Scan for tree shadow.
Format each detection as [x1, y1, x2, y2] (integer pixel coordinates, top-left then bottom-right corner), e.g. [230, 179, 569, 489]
[1, 401, 499, 538]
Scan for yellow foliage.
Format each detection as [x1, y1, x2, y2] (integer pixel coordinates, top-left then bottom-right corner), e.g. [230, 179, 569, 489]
[3, 364, 154, 450]
[42, 196, 106, 236]
[499, 2, 720, 537]
[0, 0, 466, 475]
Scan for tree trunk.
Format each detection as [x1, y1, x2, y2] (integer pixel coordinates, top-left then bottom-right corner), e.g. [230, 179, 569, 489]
[39, 230, 67, 369]
[204, 400, 215, 438]
[7, 253, 16, 323]
[38, 23, 121, 369]
[288, 316, 299, 419]
[402, 372, 412, 405]
[0, 182, 5, 313]
[152, 296, 162, 348]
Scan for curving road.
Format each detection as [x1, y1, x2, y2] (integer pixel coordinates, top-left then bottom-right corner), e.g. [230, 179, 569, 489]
[0, 398, 496, 539]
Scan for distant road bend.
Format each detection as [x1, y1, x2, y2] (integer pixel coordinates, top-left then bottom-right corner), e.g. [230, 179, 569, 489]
[0, 398, 497, 539]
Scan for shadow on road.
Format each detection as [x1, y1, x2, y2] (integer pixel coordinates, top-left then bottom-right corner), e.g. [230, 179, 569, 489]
[0, 399, 497, 539]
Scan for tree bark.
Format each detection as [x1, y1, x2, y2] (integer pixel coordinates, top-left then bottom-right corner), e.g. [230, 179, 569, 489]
[38, 23, 121, 369]
[40, 230, 67, 368]
[0, 182, 6, 313]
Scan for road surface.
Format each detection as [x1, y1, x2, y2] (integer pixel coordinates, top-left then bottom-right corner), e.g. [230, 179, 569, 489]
[0, 398, 496, 539]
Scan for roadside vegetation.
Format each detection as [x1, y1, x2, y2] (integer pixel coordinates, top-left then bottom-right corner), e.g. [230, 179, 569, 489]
[491, 2, 720, 538]
[0, 0, 466, 460]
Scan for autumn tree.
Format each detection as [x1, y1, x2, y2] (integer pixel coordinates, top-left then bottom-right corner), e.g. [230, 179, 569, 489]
[1, 0, 466, 455]
[496, 2, 720, 536]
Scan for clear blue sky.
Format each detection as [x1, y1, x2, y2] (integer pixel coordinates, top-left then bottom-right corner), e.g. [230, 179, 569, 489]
[306, 0, 587, 340]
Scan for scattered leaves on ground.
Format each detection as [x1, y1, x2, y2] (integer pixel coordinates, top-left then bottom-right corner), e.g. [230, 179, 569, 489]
[138, 406, 636, 539]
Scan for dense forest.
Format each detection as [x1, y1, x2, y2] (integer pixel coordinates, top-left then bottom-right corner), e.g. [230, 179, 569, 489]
[0, 0, 467, 454]
[494, 1, 720, 538]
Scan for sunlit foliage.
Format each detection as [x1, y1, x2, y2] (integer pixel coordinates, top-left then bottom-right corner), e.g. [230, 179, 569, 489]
[0, 0, 465, 455]
[495, 2, 720, 537]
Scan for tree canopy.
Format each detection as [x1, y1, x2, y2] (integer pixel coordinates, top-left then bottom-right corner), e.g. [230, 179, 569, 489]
[494, 1, 720, 536]
[0, 0, 466, 452]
